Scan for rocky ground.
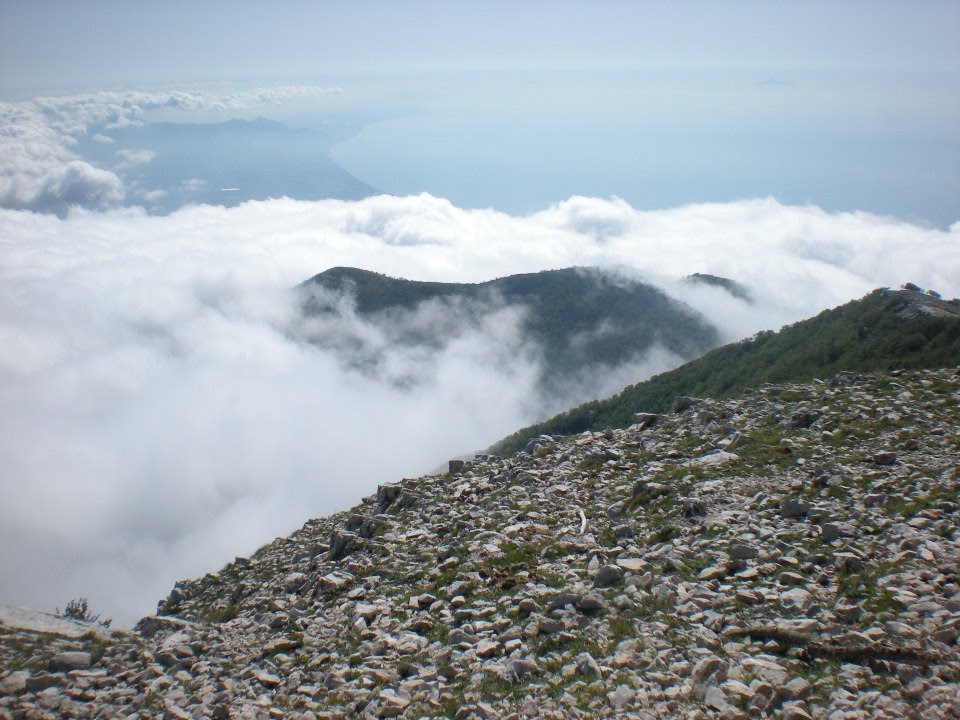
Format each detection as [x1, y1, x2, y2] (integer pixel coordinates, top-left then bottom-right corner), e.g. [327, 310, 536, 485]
[2, 367, 959, 719]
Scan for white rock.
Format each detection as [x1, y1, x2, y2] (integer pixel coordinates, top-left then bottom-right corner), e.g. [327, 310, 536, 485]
[689, 450, 739, 466]
[0, 604, 110, 639]
[780, 587, 814, 610]
[609, 684, 635, 709]
[616, 557, 647, 572]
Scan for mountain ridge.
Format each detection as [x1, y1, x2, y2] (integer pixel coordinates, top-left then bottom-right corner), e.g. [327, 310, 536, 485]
[490, 286, 960, 456]
[297, 266, 722, 406]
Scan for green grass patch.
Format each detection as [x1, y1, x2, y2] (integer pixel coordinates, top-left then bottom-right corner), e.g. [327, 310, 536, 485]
[199, 604, 239, 624]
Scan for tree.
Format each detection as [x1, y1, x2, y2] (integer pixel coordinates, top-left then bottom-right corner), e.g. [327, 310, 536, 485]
[57, 597, 112, 628]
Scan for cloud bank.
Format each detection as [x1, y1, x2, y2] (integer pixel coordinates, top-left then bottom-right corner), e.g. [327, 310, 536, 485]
[0, 86, 339, 213]
[0, 193, 957, 626]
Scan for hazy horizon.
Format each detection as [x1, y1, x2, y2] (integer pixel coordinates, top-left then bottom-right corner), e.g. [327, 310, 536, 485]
[1, 1, 958, 626]
[2, 67, 958, 226]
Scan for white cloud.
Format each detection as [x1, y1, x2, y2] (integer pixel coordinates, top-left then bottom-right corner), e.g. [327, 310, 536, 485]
[35, 160, 125, 209]
[142, 189, 168, 203]
[181, 178, 206, 193]
[0, 86, 339, 213]
[114, 148, 157, 169]
[0, 193, 957, 626]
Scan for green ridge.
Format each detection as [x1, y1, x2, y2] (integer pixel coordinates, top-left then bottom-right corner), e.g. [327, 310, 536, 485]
[490, 287, 960, 456]
[299, 266, 721, 389]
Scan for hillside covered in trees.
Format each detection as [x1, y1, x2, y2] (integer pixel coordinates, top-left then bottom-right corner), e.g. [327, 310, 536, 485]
[491, 286, 960, 456]
[298, 266, 721, 400]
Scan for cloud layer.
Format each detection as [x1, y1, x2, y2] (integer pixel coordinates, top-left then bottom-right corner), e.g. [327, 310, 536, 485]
[0, 193, 958, 625]
[0, 86, 338, 212]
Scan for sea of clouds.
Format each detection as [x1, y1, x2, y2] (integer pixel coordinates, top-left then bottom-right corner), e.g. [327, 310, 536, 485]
[0, 86, 339, 213]
[1, 89, 958, 626]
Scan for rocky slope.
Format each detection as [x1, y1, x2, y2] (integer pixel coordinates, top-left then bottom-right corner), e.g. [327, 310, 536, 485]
[2, 368, 960, 719]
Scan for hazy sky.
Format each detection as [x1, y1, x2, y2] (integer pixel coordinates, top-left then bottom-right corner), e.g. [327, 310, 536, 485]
[3, 1, 957, 223]
[2, 1, 958, 94]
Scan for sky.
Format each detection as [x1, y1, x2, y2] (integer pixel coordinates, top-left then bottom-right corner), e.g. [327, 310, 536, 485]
[2, 1, 959, 93]
[0, 1, 958, 625]
[2, 1, 958, 222]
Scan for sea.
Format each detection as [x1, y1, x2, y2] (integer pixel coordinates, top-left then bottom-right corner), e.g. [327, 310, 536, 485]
[74, 70, 959, 226]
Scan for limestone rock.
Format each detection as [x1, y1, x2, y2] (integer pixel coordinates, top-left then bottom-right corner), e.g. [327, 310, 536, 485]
[729, 543, 759, 560]
[48, 651, 91, 672]
[593, 564, 623, 588]
[780, 497, 810, 518]
[2, 367, 959, 720]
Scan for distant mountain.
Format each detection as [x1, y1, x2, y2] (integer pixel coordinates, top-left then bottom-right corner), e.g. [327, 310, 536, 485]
[76, 117, 379, 214]
[683, 272, 752, 302]
[297, 267, 721, 403]
[490, 286, 960, 455]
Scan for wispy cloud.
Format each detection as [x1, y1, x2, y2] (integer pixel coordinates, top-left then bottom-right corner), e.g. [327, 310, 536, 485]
[114, 148, 157, 169]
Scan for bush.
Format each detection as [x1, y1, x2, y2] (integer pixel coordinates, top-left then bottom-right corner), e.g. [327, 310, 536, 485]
[58, 597, 112, 628]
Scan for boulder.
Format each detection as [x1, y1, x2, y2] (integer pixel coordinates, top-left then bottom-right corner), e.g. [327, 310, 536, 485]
[820, 523, 841, 543]
[682, 498, 708, 517]
[609, 684, 635, 709]
[282, 572, 308, 593]
[593, 564, 624, 588]
[344, 513, 377, 538]
[577, 592, 605, 613]
[328, 531, 361, 561]
[547, 592, 581, 612]
[632, 412, 660, 430]
[48, 651, 92, 673]
[692, 655, 727, 685]
[574, 651, 602, 677]
[789, 410, 820, 428]
[1, 671, 27, 694]
[729, 543, 759, 560]
[376, 484, 401, 512]
[780, 497, 810, 518]
[674, 396, 704, 413]
[23, 674, 64, 693]
[873, 451, 898, 466]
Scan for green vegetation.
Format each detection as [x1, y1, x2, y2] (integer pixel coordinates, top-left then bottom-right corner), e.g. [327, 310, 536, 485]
[730, 426, 800, 472]
[532, 631, 605, 660]
[57, 597, 112, 628]
[836, 559, 905, 620]
[490, 540, 539, 568]
[300, 266, 719, 393]
[198, 603, 239, 624]
[883, 484, 956, 519]
[0, 633, 57, 672]
[491, 288, 960, 455]
[78, 630, 112, 664]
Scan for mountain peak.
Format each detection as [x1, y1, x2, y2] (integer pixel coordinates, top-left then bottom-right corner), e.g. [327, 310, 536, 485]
[887, 285, 960, 319]
[683, 272, 753, 302]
